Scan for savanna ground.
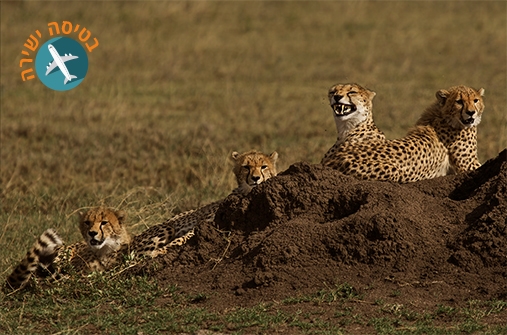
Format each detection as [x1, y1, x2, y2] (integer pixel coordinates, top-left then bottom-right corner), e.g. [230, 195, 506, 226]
[1, 2, 506, 334]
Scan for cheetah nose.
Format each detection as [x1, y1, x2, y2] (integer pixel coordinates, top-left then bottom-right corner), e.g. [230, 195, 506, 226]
[251, 176, 261, 182]
[466, 110, 475, 116]
[333, 95, 343, 102]
[88, 231, 98, 237]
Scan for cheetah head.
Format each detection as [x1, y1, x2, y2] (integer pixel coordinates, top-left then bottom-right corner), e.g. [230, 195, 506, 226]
[231, 150, 278, 194]
[79, 207, 130, 254]
[328, 83, 376, 131]
[437, 86, 485, 129]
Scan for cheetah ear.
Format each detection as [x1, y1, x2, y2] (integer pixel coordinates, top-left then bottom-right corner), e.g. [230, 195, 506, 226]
[231, 151, 240, 161]
[115, 210, 126, 223]
[368, 90, 376, 100]
[436, 89, 449, 106]
[478, 88, 485, 96]
[269, 151, 279, 163]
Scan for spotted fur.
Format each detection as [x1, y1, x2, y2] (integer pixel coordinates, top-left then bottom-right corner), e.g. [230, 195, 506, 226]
[5, 229, 63, 291]
[324, 85, 485, 182]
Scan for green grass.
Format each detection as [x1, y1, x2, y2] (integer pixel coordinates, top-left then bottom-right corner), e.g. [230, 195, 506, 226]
[1, 275, 217, 335]
[2, 274, 506, 335]
[1, 1, 506, 334]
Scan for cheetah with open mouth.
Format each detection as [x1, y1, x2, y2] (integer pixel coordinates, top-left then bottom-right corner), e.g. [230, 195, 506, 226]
[323, 85, 485, 182]
[321, 83, 386, 165]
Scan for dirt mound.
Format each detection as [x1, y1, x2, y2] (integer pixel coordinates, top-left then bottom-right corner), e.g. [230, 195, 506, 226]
[139, 150, 507, 309]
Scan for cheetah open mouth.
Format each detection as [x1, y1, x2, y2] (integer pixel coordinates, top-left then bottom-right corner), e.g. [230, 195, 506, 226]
[332, 103, 356, 117]
[89, 239, 104, 247]
[460, 116, 475, 125]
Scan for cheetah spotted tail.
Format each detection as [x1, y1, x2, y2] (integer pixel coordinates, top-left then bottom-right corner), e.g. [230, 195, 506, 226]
[4, 228, 63, 291]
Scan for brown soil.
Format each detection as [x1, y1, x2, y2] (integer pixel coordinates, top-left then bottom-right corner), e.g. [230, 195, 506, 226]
[136, 150, 507, 331]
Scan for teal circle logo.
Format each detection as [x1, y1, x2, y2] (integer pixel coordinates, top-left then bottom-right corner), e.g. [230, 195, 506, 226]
[35, 37, 88, 91]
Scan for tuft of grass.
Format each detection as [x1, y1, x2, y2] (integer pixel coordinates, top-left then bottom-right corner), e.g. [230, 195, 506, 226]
[283, 282, 359, 305]
[435, 304, 457, 317]
[224, 304, 287, 331]
[315, 282, 360, 304]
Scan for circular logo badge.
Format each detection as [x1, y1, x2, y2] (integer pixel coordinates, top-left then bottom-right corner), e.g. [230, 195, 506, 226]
[35, 37, 88, 91]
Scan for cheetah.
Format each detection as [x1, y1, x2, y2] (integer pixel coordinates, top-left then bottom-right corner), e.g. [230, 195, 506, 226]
[131, 150, 279, 257]
[321, 83, 386, 165]
[5, 150, 279, 291]
[5, 207, 128, 290]
[231, 150, 278, 195]
[323, 85, 485, 183]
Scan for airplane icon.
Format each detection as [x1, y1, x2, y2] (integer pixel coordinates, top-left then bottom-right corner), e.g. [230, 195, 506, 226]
[45, 44, 79, 85]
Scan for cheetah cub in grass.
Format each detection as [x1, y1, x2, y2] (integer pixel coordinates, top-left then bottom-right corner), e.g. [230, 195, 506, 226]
[321, 83, 386, 165]
[323, 85, 485, 183]
[5, 207, 129, 291]
[5, 150, 279, 291]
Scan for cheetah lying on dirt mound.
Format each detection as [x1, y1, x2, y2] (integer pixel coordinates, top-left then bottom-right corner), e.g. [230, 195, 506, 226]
[5, 150, 278, 291]
[323, 85, 485, 182]
[321, 83, 386, 165]
[131, 150, 278, 257]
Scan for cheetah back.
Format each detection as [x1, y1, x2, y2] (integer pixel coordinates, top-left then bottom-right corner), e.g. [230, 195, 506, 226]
[129, 203, 218, 257]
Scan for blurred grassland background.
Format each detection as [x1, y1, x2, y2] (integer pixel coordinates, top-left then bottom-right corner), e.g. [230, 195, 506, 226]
[1, 1, 506, 275]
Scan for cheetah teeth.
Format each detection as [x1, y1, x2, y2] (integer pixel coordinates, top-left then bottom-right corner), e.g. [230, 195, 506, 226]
[332, 103, 356, 116]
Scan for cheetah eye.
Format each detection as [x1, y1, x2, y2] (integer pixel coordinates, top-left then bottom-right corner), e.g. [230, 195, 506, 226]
[473, 98, 479, 103]
[101, 221, 108, 226]
[456, 99, 464, 105]
[242, 165, 250, 171]
[84, 220, 91, 225]
[348, 91, 358, 95]
[261, 165, 268, 170]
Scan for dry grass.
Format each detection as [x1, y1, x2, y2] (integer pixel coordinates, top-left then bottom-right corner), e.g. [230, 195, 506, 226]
[1, 0, 506, 290]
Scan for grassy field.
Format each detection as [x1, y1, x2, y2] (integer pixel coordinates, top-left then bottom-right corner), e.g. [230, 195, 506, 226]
[1, 1, 506, 334]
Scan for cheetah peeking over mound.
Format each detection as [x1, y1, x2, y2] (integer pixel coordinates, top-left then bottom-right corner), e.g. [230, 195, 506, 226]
[324, 85, 485, 183]
[130, 149, 278, 257]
